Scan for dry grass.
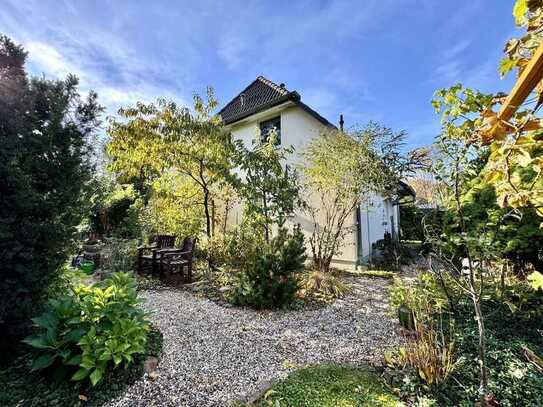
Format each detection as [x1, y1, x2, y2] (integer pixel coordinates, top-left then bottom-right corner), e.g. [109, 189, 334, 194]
[299, 270, 351, 303]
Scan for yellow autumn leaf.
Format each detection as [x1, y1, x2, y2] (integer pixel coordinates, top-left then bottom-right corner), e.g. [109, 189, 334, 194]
[527, 271, 543, 290]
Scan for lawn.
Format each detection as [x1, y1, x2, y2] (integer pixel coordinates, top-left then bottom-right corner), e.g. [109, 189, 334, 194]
[252, 364, 402, 407]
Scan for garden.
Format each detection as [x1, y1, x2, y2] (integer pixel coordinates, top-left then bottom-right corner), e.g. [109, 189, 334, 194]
[1, 1, 543, 406]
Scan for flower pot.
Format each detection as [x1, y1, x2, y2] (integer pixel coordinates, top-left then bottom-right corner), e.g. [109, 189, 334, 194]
[80, 260, 95, 275]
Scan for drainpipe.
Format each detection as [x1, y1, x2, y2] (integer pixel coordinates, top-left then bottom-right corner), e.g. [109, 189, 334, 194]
[366, 207, 372, 265]
[355, 205, 362, 267]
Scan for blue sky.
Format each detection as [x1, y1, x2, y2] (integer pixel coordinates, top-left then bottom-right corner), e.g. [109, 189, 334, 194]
[1, 0, 518, 148]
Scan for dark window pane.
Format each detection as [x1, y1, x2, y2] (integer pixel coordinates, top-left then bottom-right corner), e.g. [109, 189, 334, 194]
[259, 116, 281, 145]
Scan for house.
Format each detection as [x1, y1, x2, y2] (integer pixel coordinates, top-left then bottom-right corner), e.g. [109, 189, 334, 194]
[219, 76, 414, 269]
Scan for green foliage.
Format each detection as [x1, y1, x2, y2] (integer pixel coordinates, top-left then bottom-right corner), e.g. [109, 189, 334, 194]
[453, 172, 543, 271]
[224, 219, 268, 269]
[387, 271, 543, 405]
[443, 300, 543, 406]
[1, 326, 162, 406]
[230, 226, 307, 309]
[0, 35, 102, 342]
[388, 272, 456, 319]
[399, 204, 425, 241]
[236, 130, 303, 242]
[87, 177, 139, 238]
[99, 237, 139, 273]
[24, 273, 149, 386]
[22, 297, 84, 378]
[107, 89, 235, 239]
[300, 128, 387, 272]
[252, 364, 400, 407]
[140, 172, 204, 240]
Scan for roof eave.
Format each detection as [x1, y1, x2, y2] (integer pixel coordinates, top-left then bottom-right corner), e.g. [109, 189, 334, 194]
[221, 92, 299, 125]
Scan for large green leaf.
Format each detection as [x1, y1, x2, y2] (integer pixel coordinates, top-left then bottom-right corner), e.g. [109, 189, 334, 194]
[64, 328, 85, 343]
[31, 353, 56, 371]
[71, 368, 91, 381]
[90, 368, 103, 386]
[22, 335, 52, 350]
[65, 354, 82, 366]
[31, 313, 58, 330]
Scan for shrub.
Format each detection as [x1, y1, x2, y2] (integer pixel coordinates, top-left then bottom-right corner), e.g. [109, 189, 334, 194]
[99, 237, 139, 273]
[385, 306, 458, 404]
[389, 272, 453, 316]
[1, 325, 162, 406]
[299, 271, 350, 303]
[229, 226, 306, 309]
[23, 272, 149, 386]
[386, 270, 543, 405]
[0, 36, 102, 344]
[224, 219, 267, 269]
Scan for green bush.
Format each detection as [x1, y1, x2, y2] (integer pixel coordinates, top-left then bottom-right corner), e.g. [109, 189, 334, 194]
[0, 35, 102, 345]
[99, 237, 139, 273]
[1, 326, 162, 407]
[23, 272, 149, 386]
[225, 219, 268, 269]
[400, 204, 426, 241]
[230, 226, 306, 309]
[387, 271, 543, 406]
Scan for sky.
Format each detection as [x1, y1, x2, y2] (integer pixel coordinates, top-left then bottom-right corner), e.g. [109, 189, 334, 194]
[1, 0, 519, 148]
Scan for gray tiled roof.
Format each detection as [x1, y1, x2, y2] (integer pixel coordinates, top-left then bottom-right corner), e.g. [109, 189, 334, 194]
[219, 76, 335, 127]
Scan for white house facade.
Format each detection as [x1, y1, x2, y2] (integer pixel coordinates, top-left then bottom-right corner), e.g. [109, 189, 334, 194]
[219, 76, 414, 269]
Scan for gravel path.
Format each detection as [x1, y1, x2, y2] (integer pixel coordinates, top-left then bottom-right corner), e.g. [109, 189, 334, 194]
[106, 276, 400, 407]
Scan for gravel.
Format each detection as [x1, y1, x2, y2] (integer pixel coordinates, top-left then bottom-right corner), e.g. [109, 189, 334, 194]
[106, 275, 400, 407]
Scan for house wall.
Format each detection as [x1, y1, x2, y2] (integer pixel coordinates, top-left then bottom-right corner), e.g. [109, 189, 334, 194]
[359, 194, 400, 263]
[226, 104, 396, 270]
[227, 102, 324, 163]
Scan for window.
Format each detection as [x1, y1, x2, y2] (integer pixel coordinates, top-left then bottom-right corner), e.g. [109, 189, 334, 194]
[259, 116, 281, 145]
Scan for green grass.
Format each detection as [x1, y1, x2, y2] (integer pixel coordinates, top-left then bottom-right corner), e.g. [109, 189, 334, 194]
[253, 364, 402, 407]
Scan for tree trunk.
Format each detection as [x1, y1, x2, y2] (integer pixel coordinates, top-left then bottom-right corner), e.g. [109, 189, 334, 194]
[472, 292, 488, 406]
[263, 193, 270, 243]
[467, 255, 489, 406]
[203, 189, 211, 238]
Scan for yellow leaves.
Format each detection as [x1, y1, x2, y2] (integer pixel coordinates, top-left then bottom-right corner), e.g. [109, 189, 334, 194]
[527, 271, 543, 290]
[479, 109, 511, 144]
[518, 148, 533, 167]
[514, 0, 528, 25]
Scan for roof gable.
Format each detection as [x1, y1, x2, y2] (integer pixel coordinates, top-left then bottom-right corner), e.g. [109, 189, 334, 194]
[219, 76, 335, 128]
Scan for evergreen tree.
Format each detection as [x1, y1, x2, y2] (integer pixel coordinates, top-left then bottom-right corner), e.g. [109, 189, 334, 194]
[0, 35, 102, 343]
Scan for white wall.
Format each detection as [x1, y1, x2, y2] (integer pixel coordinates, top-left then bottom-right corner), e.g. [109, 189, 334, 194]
[359, 194, 399, 263]
[227, 102, 325, 162]
[227, 101, 333, 251]
[227, 104, 398, 269]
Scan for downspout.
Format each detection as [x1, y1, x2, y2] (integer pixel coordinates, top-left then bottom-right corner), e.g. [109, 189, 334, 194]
[367, 208, 372, 265]
[355, 205, 362, 267]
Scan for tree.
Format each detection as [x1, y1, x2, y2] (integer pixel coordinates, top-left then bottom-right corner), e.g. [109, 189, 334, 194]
[300, 128, 385, 272]
[409, 169, 447, 209]
[107, 89, 235, 241]
[0, 35, 102, 342]
[236, 130, 302, 242]
[300, 123, 425, 272]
